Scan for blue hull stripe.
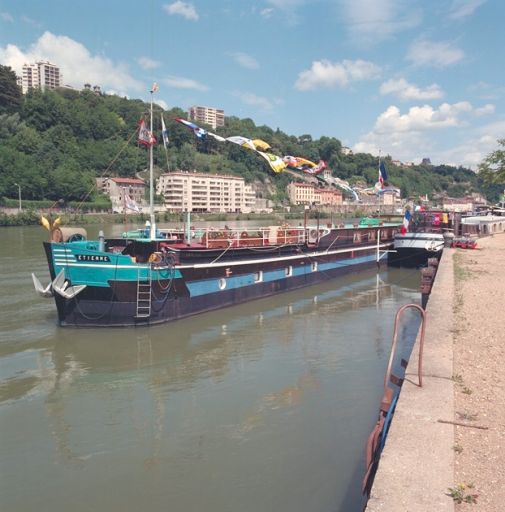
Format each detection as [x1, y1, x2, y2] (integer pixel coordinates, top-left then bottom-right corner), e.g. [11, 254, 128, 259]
[186, 253, 375, 297]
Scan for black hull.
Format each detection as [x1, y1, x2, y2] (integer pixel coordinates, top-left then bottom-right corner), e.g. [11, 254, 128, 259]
[56, 255, 381, 327]
[388, 248, 442, 267]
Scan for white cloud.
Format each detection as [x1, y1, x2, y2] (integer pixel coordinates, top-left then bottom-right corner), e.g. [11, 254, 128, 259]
[227, 52, 259, 70]
[339, 0, 422, 44]
[138, 57, 161, 70]
[353, 101, 496, 167]
[407, 39, 464, 68]
[162, 75, 208, 91]
[295, 59, 381, 91]
[263, 0, 305, 25]
[432, 121, 504, 168]
[449, 0, 487, 19]
[374, 102, 472, 133]
[473, 104, 495, 116]
[260, 8, 274, 18]
[468, 81, 505, 101]
[155, 99, 169, 110]
[163, 1, 199, 21]
[233, 91, 275, 111]
[1, 12, 14, 22]
[0, 32, 144, 92]
[380, 78, 444, 101]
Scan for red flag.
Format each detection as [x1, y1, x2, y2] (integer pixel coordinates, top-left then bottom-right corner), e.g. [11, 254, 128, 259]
[138, 119, 156, 146]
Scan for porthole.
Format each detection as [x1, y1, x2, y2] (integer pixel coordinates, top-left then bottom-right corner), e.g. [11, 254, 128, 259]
[218, 278, 226, 290]
[254, 271, 263, 283]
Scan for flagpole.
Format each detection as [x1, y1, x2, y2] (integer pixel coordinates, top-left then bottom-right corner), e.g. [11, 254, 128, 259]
[378, 149, 381, 220]
[149, 86, 156, 239]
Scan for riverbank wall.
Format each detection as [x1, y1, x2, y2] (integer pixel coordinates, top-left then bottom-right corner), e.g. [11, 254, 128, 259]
[366, 232, 505, 511]
[366, 246, 455, 511]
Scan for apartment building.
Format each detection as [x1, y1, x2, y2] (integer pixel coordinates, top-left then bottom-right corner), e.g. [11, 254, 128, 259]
[287, 182, 343, 206]
[20, 61, 62, 94]
[157, 171, 255, 213]
[188, 105, 225, 130]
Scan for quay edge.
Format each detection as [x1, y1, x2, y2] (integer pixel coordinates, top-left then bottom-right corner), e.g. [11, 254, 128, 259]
[366, 247, 455, 511]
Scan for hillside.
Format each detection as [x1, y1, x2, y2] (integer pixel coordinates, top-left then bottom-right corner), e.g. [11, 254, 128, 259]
[0, 66, 500, 205]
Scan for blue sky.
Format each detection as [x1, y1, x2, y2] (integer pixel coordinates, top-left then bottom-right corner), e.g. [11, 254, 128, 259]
[1, 0, 504, 169]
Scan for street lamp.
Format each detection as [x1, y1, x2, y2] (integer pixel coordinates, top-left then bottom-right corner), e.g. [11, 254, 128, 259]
[13, 183, 22, 212]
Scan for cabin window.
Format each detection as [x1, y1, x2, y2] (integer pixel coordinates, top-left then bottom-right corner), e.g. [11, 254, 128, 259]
[218, 278, 226, 290]
[311, 261, 318, 272]
[285, 266, 293, 277]
[254, 271, 263, 283]
[353, 232, 361, 243]
[369, 231, 375, 241]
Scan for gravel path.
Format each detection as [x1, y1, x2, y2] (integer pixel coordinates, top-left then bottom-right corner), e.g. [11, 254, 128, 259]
[452, 233, 505, 510]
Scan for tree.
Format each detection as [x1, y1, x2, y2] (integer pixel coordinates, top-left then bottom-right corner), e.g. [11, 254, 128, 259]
[0, 65, 22, 114]
[478, 139, 505, 185]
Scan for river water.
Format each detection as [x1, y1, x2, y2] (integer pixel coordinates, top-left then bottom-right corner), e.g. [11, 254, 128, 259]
[0, 223, 422, 512]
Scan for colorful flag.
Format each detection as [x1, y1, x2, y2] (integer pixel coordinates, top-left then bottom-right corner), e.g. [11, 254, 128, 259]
[138, 119, 156, 146]
[151, 82, 159, 93]
[125, 193, 141, 213]
[256, 151, 287, 173]
[161, 115, 169, 148]
[400, 209, 411, 235]
[379, 161, 388, 189]
[175, 117, 208, 138]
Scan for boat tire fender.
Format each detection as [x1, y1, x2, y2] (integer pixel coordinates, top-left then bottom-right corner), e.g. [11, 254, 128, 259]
[148, 252, 163, 264]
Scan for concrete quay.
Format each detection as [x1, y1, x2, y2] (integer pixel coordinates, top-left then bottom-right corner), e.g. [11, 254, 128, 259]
[366, 233, 505, 511]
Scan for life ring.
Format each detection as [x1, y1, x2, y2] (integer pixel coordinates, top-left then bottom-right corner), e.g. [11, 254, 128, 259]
[309, 229, 318, 239]
[148, 252, 163, 264]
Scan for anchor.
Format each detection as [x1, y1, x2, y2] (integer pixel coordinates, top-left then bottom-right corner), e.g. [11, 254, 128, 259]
[32, 269, 87, 299]
[32, 272, 55, 298]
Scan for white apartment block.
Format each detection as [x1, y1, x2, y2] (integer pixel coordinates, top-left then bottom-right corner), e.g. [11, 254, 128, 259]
[21, 61, 62, 94]
[157, 171, 256, 213]
[188, 105, 225, 130]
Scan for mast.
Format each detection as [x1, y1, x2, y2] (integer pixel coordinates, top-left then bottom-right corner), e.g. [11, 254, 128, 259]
[378, 149, 382, 219]
[149, 84, 156, 239]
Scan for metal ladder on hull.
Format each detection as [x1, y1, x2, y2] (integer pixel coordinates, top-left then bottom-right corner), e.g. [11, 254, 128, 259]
[135, 266, 152, 319]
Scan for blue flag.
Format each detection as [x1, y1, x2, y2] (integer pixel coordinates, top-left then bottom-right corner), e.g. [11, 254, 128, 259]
[379, 161, 388, 181]
[161, 115, 169, 148]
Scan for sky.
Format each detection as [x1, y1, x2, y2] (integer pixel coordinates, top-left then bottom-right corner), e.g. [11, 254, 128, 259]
[1, 0, 504, 169]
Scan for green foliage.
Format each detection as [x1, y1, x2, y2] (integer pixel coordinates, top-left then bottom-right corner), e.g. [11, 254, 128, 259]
[0, 209, 41, 226]
[0, 86, 495, 208]
[0, 65, 22, 114]
[446, 483, 478, 504]
[478, 139, 505, 186]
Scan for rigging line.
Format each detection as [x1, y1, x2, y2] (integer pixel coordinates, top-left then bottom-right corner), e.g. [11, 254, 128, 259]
[210, 240, 235, 264]
[74, 128, 139, 210]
